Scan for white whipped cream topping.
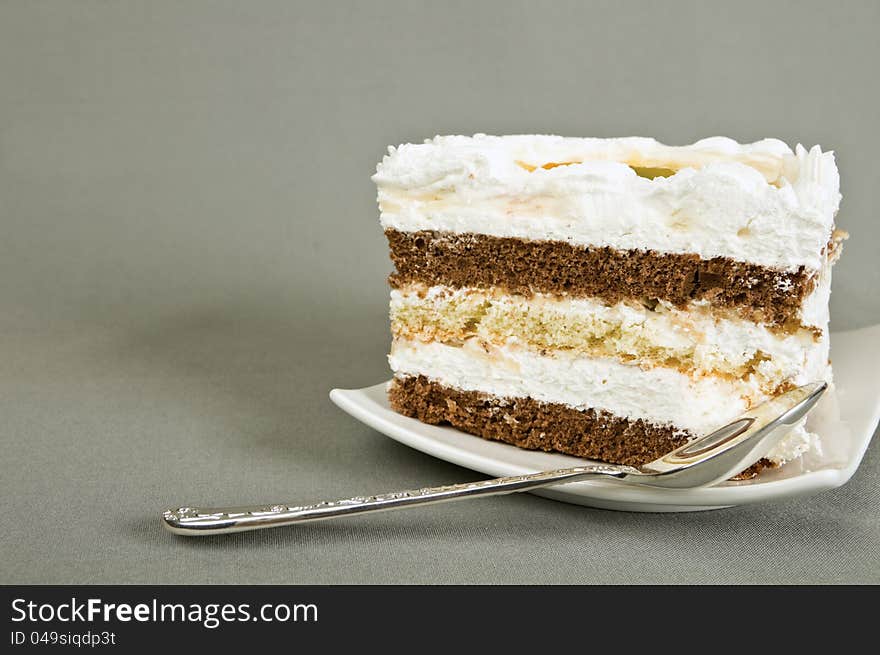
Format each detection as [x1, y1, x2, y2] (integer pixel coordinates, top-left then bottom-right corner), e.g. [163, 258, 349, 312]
[389, 338, 827, 464]
[374, 135, 840, 272]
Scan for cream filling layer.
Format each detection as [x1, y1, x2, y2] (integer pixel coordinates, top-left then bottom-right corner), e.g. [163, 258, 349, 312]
[389, 338, 821, 464]
[391, 284, 829, 396]
[374, 135, 840, 272]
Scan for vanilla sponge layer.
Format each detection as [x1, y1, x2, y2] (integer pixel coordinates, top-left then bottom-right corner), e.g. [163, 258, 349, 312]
[389, 338, 817, 464]
[391, 284, 830, 397]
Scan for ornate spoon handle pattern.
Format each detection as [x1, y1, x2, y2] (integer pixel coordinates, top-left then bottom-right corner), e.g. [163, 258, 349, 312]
[162, 464, 633, 536]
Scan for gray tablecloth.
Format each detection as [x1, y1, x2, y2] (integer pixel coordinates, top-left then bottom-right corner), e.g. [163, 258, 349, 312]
[2, 1, 878, 584]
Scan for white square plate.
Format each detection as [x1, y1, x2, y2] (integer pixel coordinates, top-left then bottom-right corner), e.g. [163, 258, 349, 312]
[330, 324, 880, 512]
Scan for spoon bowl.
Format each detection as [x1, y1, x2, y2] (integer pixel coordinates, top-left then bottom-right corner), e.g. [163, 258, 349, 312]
[634, 381, 827, 488]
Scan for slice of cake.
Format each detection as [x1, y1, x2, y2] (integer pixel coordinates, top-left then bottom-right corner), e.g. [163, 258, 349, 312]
[372, 135, 844, 475]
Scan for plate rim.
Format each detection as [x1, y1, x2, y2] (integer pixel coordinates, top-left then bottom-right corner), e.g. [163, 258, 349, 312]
[330, 324, 880, 509]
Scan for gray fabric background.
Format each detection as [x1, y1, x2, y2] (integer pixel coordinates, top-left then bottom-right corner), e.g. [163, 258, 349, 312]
[1, 1, 878, 584]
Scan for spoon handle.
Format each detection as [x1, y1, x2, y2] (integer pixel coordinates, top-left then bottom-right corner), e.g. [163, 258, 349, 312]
[162, 464, 633, 536]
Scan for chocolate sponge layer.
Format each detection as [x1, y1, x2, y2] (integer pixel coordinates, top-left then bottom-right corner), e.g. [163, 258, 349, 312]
[388, 375, 771, 479]
[386, 229, 815, 326]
